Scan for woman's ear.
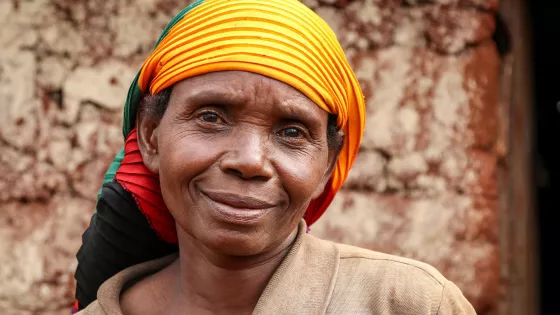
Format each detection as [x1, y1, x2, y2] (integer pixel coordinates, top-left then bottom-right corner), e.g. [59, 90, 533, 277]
[136, 110, 161, 174]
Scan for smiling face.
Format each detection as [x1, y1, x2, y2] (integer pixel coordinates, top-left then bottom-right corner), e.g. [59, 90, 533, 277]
[138, 71, 340, 257]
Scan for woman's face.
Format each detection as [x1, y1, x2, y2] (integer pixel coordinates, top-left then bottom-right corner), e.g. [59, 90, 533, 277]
[142, 71, 336, 256]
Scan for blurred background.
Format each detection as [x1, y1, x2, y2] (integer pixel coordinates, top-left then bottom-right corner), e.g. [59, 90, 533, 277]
[0, 0, 552, 314]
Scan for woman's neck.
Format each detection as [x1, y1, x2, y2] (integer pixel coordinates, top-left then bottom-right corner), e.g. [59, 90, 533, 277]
[122, 226, 300, 315]
[173, 228, 297, 314]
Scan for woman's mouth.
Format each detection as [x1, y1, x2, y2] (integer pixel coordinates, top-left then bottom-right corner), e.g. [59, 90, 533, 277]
[200, 190, 275, 224]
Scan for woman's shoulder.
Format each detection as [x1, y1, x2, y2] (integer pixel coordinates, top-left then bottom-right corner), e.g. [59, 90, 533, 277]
[304, 235, 476, 314]
[305, 233, 446, 284]
[334, 242, 447, 285]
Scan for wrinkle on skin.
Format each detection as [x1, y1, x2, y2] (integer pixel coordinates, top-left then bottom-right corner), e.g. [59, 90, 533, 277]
[140, 70, 334, 257]
[127, 70, 340, 315]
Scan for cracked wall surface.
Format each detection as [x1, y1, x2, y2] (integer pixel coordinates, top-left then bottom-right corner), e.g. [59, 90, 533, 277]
[0, 0, 503, 314]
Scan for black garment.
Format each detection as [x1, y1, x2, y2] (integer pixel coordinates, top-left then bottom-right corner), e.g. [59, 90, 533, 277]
[75, 181, 178, 310]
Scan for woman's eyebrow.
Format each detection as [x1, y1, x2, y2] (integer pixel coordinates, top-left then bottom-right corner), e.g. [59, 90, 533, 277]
[179, 86, 247, 107]
[276, 97, 324, 127]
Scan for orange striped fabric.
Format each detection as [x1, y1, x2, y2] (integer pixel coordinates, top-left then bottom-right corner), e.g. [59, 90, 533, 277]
[137, 0, 366, 225]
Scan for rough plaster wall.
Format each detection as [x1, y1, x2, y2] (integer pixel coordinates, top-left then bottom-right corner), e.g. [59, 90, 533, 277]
[0, 0, 501, 314]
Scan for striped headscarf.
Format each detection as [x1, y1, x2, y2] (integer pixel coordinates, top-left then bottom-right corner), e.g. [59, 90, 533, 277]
[101, 0, 365, 243]
[75, 1, 366, 311]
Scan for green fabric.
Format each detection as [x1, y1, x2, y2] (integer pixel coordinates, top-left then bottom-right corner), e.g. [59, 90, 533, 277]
[122, 0, 206, 138]
[96, 0, 206, 209]
[97, 148, 124, 200]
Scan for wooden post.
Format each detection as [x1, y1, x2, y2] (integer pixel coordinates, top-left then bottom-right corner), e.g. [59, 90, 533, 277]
[499, 0, 539, 314]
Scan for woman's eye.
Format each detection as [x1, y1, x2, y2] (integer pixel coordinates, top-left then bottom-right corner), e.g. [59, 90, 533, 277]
[200, 112, 220, 123]
[282, 127, 303, 138]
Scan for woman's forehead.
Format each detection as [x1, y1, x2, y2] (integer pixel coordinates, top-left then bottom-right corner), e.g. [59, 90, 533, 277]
[170, 71, 328, 119]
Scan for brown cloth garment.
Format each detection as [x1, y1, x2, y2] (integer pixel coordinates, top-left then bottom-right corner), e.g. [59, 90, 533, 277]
[77, 221, 476, 315]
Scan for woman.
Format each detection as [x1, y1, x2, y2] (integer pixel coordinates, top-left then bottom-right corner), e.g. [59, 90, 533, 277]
[74, 0, 476, 314]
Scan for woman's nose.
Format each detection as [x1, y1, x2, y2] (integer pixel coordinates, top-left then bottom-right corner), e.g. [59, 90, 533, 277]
[219, 131, 274, 181]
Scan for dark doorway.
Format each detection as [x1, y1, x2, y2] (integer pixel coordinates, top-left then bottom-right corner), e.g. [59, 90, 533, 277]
[528, 2, 559, 314]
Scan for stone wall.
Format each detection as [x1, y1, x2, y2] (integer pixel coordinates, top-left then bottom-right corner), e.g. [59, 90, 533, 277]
[0, 0, 502, 314]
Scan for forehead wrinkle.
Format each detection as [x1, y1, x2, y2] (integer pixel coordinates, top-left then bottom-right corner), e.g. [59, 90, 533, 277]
[242, 74, 272, 113]
[237, 72, 325, 124]
[174, 71, 326, 124]
[275, 92, 325, 124]
[173, 74, 249, 106]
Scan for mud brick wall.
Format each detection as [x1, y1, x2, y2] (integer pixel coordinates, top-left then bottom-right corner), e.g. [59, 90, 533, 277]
[0, 0, 502, 314]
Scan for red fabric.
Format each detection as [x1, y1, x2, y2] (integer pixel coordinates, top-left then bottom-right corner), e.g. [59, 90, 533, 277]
[115, 129, 321, 243]
[72, 300, 79, 314]
[115, 129, 178, 243]
[305, 178, 334, 226]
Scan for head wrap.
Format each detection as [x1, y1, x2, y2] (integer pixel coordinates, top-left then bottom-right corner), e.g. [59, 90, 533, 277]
[101, 0, 365, 243]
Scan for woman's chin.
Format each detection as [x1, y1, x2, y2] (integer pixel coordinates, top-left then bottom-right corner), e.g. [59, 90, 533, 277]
[202, 228, 271, 257]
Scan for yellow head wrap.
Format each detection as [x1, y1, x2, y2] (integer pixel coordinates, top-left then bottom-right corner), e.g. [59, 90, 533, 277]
[117, 0, 365, 227]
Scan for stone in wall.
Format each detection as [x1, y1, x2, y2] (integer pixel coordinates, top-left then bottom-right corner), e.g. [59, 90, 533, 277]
[0, 197, 94, 314]
[0, 0, 502, 314]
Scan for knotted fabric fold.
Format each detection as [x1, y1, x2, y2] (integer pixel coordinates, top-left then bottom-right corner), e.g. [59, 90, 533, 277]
[101, 0, 366, 243]
[115, 129, 177, 243]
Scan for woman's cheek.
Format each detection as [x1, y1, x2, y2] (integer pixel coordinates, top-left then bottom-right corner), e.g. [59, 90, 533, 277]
[158, 134, 215, 199]
[275, 148, 328, 203]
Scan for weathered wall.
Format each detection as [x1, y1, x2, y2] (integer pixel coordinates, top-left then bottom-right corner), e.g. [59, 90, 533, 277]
[0, 0, 502, 314]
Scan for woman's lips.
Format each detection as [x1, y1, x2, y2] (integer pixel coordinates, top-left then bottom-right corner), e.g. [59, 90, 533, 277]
[200, 190, 275, 224]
